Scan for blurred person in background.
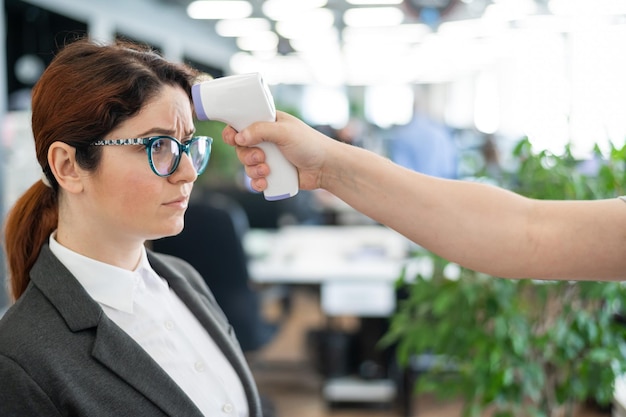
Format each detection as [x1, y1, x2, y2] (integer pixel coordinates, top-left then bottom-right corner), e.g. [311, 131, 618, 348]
[387, 84, 458, 179]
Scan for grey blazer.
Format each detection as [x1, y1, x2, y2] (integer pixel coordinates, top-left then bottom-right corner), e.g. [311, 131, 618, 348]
[0, 245, 263, 417]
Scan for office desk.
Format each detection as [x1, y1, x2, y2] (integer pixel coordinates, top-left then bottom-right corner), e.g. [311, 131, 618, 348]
[244, 225, 413, 406]
[245, 225, 411, 315]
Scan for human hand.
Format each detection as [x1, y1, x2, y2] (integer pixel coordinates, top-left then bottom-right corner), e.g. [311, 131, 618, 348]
[222, 111, 335, 192]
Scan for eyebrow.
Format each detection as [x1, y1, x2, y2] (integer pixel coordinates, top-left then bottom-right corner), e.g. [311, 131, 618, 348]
[135, 128, 196, 138]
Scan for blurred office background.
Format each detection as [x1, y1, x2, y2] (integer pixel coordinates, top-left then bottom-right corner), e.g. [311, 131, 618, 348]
[4, 0, 626, 277]
[1, 0, 626, 414]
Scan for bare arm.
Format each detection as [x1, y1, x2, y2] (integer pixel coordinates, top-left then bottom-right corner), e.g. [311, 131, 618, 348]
[224, 111, 626, 281]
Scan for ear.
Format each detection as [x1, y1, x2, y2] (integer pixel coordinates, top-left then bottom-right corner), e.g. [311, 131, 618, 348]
[48, 141, 84, 194]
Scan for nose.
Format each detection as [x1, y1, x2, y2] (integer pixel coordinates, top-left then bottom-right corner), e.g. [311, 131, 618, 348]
[169, 152, 198, 183]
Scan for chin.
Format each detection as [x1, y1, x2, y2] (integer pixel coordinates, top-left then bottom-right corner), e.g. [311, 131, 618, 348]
[166, 225, 185, 238]
[154, 220, 185, 240]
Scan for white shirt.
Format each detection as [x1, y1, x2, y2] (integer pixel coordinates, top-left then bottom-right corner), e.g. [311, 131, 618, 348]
[49, 234, 249, 417]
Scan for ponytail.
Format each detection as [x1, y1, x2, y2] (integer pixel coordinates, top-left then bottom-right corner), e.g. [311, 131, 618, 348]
[3, 180, 58, 301]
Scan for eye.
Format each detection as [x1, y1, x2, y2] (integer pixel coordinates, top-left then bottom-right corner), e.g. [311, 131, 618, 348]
[151, 137, 169, 155]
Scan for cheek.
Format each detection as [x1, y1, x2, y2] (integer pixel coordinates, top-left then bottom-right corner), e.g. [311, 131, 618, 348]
[114, 176, 162, 212]
[95, 156, 161, 213]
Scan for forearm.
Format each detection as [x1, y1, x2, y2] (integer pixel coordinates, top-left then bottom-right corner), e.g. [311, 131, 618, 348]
[320, 142, 626, 280]
[320, 143, 528, 275]
[225, 114, 626, 280]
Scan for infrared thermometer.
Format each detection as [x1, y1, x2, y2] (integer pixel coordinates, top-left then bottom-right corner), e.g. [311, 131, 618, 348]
[191, 73, 299, 201]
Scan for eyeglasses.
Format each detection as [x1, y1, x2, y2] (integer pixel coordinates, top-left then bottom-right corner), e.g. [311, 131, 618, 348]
[92, 135, 212, 177]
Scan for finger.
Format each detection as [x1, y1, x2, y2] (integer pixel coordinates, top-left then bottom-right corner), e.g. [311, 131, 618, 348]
[221, 125, 238, 146]
[236, 118, 282, 147]
[249, 177, 268, 192]
[244, 162, 270, 179]
[235, 111, 295, 147]
[235, 146, 266, 166]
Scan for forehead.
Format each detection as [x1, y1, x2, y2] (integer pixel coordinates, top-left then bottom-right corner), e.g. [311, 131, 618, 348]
[117, 85, 193, 135]
[142, 85, 192, 122]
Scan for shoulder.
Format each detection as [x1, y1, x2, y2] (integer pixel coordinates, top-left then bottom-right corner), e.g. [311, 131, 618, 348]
[0, 284, 51, 342]
[0, 285, 69, 375]
[0, 353, 62, 416]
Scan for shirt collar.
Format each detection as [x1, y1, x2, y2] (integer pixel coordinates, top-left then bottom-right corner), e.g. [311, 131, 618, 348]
[48, 233, 153, 314]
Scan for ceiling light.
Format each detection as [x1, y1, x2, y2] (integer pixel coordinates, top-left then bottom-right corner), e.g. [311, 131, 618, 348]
[549, 0, 626, 16]
[215, 18, 271, 37]
[343, 7, 405, 27]
[187, 1, 253, 20]
[262, 0, 328, 21]
[347, 0, 402, 4]
[439, 18, 507, 38]
[343, 24, 431, 45]
[483, 0, 537, 22]
[513, 15, 573, 34]
[236, 31, 279, 51]
[229, 53, 315, 85]
[290, 29, 339, 52]
[275, 8, 335, 39]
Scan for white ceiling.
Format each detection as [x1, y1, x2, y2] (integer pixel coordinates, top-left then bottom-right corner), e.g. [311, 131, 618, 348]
[17, 0, 502, 84]
[121, 0, 626, 88]
[18, 0, 626, 87]
[151, 0, 498, 85]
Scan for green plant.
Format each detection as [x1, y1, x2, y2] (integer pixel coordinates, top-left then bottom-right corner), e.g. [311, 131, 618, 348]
[194, 120, 241, 187]
[382, 138, 626, 417]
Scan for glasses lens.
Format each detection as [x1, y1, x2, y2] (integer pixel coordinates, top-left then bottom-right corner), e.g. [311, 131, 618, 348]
[150, 137, 179, 176]
[188, 137, 212, 175]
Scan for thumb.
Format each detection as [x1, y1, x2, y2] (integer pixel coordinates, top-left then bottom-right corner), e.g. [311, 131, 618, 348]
[236, 119, 277, 147]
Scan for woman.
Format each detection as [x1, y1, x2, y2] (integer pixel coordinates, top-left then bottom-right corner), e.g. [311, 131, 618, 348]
[223, 111, 626, 282]
[1, 39, 262, 416]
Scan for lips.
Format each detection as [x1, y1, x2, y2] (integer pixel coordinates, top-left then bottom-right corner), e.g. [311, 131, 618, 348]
[164, 195, 189, 206]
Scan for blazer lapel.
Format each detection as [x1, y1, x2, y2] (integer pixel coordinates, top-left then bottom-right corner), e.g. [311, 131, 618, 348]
[30, 245, 204, 417]
[148, 251, 262, 417]
[91, 318, 203, 416]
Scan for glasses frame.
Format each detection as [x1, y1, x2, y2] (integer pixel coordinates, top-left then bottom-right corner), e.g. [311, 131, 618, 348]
[92, 135, 213, 177]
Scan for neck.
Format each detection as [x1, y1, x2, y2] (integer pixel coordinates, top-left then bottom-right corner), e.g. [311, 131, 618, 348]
[55, 222, 144, 271]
